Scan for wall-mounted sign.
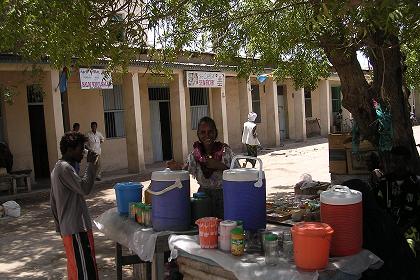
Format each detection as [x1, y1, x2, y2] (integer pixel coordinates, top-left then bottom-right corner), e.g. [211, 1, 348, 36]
[186, 71, 225, 88]
[79, 68, 113, 90]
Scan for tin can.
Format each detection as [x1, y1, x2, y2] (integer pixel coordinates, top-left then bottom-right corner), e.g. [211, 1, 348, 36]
[129, 202, 137, 221]
[135, 203, 144, 224]
[231, 227, 245, 256]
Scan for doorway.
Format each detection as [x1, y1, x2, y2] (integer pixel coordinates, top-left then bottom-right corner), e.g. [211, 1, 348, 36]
[277, 85, 288, 140]
[27, 85, 50, 179]
[148, 88, 173, 162]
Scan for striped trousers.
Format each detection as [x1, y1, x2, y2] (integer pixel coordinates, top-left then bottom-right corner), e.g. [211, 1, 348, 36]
[62, 230, 99, 280]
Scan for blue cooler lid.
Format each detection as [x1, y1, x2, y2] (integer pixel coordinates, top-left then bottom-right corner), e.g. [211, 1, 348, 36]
[151, 168, 190, 181]
[223, 168, 265, 182]
[114, 182, 142, 190]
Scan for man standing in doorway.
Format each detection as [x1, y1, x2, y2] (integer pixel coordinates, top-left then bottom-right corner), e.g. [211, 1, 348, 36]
[87, 122, 104, 181]
[242, 112, 260, 168]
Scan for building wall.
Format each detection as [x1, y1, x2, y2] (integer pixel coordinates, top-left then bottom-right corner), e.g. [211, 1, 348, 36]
[67, 72, 128, 172]
[311, 85, 321, 120]
[1, 71, 34, 173]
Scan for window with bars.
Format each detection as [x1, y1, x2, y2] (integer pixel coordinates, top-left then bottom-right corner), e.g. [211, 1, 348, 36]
[331, 86, 342, 113]
[103, 85, 125, 138]
[190, 88, 209, 130]
[304, 89, 312, 118]
[251, 84, 261, 123]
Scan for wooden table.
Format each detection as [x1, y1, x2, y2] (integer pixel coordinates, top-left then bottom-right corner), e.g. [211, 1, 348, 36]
[115, 229, 197, 280]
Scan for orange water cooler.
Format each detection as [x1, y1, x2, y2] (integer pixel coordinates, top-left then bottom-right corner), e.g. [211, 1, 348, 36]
[320, 185, 363, 256]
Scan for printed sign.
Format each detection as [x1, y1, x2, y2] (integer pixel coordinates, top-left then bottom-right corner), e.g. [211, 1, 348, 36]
[79, 68, 113, 90]
[186, 71, 225, 88]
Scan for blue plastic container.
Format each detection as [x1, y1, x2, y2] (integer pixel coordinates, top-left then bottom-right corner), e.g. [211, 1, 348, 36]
[149, 169, 191, 231]
[114, 182, 142, 216]
[223, 156, 266, 231]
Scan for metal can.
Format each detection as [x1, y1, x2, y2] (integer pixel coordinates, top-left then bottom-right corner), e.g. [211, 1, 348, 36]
[135, 203, 144, 224]
[129, 202, 137, 221]
[231, 227, 245, 256]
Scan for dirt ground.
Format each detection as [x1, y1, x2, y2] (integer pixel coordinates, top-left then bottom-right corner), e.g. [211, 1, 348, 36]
[1, 127, 419, 279]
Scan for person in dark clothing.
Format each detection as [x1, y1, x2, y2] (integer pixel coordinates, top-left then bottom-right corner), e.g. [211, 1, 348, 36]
[342, 179, 420, 280]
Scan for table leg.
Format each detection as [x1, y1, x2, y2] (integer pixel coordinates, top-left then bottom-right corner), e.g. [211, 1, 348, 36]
[26, 176, 31, 192]
[152, 252, 165, 280]
[12, 178, 17, 195]
[116, 242, 123, 280]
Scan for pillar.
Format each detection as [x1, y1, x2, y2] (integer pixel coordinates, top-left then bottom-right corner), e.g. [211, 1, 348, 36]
[43, 70, 64, 171]
[211, 86, 228, 144]
[265, 78, 280, 146]
[123, 72, 145, 172]
[170, 72, 189, 162]
[294, 88, 307, 141]
[319, 79, 331, 136]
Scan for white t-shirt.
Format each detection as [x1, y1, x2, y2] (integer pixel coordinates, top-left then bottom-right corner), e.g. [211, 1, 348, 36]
[87, 131, 104, 155]
[242, 121, 260, 146]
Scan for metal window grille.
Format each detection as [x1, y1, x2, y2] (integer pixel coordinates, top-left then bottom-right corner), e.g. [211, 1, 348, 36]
[190, 88, 209, 130]
[103, 85, 125, 138]
[251, 85, 261, 123]
[331, 86, 342, 113]
[148, 87, 170, 101]
[27, 85, 44, 104]
[304, 89, 312, 118]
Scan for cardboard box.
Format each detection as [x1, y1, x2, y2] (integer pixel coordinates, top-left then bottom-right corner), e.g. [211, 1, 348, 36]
[328, 133, 352, 149]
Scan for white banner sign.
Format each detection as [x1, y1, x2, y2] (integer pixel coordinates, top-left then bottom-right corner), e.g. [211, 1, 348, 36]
[186, 71, 225, 88]
[79, 68, 113, 90]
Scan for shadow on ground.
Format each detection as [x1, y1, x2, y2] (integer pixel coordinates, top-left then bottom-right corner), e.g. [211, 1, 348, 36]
[0, 174, 153, 279]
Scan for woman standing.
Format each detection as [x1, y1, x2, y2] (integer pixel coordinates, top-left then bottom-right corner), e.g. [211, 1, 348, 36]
[168, 117, 235, 218]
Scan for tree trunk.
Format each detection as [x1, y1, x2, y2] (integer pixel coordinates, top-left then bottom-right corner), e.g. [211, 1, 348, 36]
[321, 41, 420, 174]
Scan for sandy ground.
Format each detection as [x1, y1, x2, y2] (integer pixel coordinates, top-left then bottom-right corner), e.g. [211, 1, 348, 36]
[1, 127, 419, 279]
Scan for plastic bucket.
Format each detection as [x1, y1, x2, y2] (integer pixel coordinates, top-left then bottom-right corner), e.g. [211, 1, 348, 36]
[196, 217, 219, 249]
[114, 182, 143, 216]
[292, 222, 334, 270]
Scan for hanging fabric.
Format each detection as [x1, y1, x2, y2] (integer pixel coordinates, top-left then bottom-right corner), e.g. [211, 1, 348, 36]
[373, 100, 393, 151]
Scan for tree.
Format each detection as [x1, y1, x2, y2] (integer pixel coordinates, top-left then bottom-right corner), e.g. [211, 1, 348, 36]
[1, 0, 419, 172]
[149, 0, 420, 173]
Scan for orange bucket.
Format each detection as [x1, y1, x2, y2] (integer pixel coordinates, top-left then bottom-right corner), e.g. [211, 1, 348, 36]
[196, 217, 219, 249]
[291, 222, 334, 270]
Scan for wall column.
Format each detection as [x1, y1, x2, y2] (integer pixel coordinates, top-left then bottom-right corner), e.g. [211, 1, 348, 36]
[170, 72, 189, 162]
[319, 79, 331, 136]
[238, 78, 252, 124]
[43, 69, 64, 171]
[265, 78, 280, 146]
[211, 86, 229, 144]
[123, 72, 145, 172]
[294, 88, 307, 141]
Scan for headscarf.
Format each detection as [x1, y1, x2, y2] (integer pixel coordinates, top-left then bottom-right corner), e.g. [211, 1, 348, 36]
[248, 112, 258, 122]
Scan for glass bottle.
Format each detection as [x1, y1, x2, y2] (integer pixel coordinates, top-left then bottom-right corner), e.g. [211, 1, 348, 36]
[264, 234, 279, 265]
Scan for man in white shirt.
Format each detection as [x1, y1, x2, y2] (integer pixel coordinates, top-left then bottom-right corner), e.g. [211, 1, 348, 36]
[241, 112, 260, 168]
[87, 122, 105, 180]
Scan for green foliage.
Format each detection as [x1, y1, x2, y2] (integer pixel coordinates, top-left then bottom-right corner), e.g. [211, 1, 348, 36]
[0, 0, 419, 91]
